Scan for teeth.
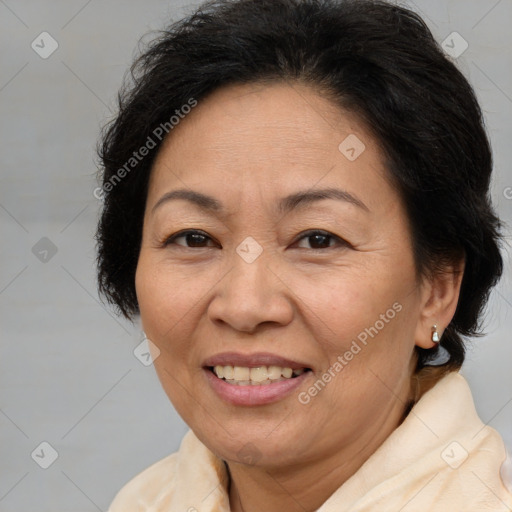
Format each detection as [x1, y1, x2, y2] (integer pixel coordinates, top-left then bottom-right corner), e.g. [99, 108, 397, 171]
[250, 366, 268, 382]
[233, 366, 250, 381]
[282, 367, 293, 379]
[268, 365, 282, 379]
[212, 365, 306, 385]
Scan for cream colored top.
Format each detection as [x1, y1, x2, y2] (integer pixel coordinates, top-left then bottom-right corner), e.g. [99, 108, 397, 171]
[108, 372, 512, 511]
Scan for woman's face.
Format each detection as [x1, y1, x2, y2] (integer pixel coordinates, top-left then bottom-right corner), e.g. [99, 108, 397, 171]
[136, 82, 430, 468]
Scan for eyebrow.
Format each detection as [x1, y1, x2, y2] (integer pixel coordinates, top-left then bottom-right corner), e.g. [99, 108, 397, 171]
[151, 187, 369, 215]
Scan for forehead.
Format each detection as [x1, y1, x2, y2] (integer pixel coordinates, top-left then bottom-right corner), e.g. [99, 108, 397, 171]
[148, 82, 395, 213]
[155, 82, 362, 158]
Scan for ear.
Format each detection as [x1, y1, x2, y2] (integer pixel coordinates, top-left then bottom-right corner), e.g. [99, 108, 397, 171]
[414, 258, 465, 349]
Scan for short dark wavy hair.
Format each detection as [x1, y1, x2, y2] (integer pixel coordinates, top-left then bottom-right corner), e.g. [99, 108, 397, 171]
[96, 0, 503, 373]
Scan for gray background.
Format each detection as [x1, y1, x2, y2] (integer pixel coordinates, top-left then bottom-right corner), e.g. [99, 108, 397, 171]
[1, 0, 511, 510]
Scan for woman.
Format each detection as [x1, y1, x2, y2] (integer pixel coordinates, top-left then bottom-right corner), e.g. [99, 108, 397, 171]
[96, 0, 512, 510]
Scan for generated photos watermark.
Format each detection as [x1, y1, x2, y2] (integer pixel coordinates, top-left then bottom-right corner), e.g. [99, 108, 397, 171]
[298, 301, 403, 404]
[93, 98, 198, 201]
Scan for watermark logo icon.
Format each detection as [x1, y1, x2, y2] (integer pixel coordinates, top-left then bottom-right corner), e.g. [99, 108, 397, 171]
[134, 337, 161, 366]
[236, 236, 263, 263]
[237, 442, 262, 465]
[441, 441, 469, 469]
[31, 441, 59, 469]
[31, 32, 59, 59]
[441, 32, 468, 59]
[338, 134, 366, 161]
[32, 237, 58, 263]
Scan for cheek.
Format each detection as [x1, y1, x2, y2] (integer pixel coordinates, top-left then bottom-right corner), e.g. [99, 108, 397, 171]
[135, 258, 205, 418]
[284, 265, 403, 339]
[288, 261, 419, 384]
[134, 252, 227, 391]
[135, 254, 208, 339]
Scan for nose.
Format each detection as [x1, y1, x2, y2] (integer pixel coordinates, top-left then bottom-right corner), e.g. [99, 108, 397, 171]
[207, 250, 294, 334]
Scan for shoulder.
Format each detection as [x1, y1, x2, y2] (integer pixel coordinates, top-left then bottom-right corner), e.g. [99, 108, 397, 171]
[107, 452, 179, 512]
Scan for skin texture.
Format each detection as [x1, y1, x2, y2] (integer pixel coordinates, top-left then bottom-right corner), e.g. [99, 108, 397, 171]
[135, 82, 463, 512]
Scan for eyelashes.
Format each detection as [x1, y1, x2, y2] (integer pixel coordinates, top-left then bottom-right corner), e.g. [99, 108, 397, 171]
[163, 229, 217, 248]
[162, 229, 350, 251]
[293, 229, 348, 250]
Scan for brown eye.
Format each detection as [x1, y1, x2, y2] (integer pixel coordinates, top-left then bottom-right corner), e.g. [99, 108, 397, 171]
[295, 230, 347, 250]
[165, 230, 217, 248]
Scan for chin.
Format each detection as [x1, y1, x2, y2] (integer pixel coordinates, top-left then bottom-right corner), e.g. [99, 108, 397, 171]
[189, 414, 313, 469]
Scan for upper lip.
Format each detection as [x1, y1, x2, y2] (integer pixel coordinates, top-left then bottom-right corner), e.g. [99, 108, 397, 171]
[203, 352, 311, 370]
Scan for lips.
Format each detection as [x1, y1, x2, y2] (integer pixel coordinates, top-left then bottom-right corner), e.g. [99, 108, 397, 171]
[204, 367, 310, 406]
[202, 352, 312, 406]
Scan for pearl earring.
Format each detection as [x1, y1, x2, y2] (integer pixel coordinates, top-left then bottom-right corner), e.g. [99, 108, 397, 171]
[431, 325, 440, 343]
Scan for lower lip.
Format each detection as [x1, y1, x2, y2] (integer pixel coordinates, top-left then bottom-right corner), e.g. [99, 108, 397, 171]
[204, 368, 310, 406]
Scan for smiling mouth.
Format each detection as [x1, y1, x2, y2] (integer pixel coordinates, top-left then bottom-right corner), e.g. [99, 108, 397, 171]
[208, 365, 312, 386]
